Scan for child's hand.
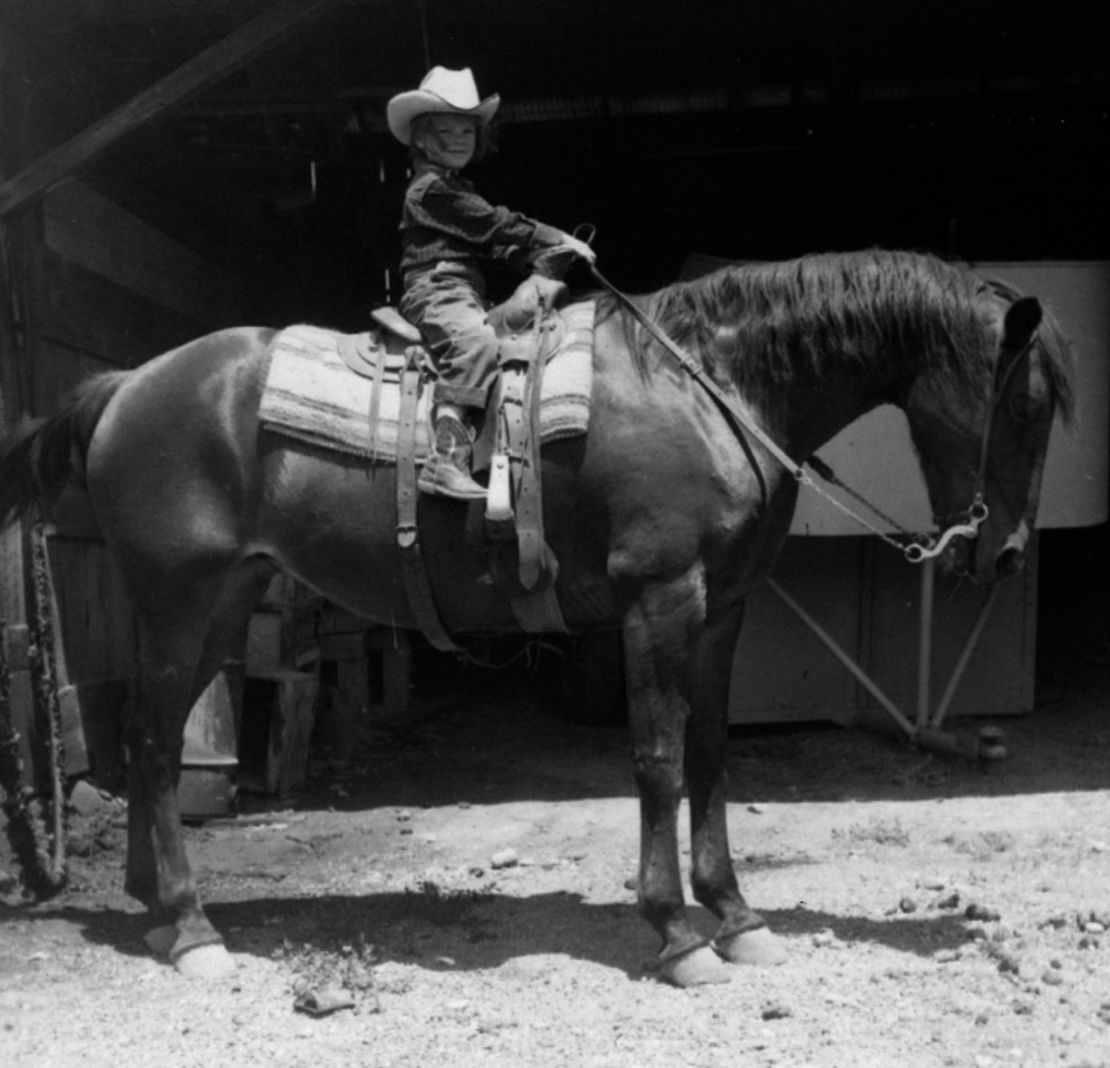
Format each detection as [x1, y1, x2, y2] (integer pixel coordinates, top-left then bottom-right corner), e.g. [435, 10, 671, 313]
[559, 235, 596, 265]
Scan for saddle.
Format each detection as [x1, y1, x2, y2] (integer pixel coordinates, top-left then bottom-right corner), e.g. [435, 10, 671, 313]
[363, 273, 574, 647]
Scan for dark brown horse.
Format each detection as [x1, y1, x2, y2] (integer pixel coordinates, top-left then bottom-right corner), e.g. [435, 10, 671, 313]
[0, 250, 1072, 986]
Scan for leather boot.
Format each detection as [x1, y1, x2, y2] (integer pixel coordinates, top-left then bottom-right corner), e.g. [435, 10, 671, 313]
[418, 414, 487, 500]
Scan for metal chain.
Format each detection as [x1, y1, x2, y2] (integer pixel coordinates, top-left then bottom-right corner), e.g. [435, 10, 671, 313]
[27, 522, 67, 892]
[801, 455, 921, 552]
[794, 463, 921, 554]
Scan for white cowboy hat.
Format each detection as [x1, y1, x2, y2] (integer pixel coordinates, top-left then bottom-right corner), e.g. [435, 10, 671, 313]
[387, 66, 500, 145]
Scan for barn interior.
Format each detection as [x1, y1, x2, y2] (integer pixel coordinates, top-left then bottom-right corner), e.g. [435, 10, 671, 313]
[1, 0, 1107, 800]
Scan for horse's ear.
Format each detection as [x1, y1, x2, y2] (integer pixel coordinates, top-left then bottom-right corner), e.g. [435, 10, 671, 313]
[1002, 296, 1042, 353]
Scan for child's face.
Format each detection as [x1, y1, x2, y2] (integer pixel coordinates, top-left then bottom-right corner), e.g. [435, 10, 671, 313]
[415, 113, 478, 170]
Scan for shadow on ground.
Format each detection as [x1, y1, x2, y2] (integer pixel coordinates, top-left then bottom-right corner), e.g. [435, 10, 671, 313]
[280, 650, 1110, 817]
[5, 888, 978, 982]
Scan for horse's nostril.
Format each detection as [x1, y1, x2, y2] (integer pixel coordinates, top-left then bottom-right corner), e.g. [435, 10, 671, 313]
[995, 524, 1030, 578]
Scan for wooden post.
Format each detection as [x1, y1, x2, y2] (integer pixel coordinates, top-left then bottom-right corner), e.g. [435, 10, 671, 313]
[1, 22, 35, 787]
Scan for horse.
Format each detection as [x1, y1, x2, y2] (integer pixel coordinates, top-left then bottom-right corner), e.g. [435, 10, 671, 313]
[0, 249, 1072, 987]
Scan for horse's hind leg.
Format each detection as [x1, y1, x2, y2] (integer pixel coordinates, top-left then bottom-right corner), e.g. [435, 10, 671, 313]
[125, 560, 274, 978]
[623, 576, 734, 987]
[685, 609, 786, 966]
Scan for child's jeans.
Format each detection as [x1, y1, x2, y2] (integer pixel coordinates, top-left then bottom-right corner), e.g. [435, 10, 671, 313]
[400, 261, 498, 409]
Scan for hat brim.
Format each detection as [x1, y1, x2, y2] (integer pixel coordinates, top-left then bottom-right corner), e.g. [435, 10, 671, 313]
[387, 90, 500, 145]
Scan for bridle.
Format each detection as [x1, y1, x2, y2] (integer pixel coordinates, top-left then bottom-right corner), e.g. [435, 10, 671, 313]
[905, 327, 1039, 563]
[589, 261, 1038, 566]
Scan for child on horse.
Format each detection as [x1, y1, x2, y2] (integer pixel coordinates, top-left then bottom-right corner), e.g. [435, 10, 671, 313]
[387, 66, 595, 500]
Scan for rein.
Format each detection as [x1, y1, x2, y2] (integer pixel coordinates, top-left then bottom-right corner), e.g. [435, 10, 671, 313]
[589, 263, 1022, 564]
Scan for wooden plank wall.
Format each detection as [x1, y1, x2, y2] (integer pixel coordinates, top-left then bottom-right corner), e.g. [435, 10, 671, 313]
[1, 21, 37, 795]
[17, 180, 243, 786]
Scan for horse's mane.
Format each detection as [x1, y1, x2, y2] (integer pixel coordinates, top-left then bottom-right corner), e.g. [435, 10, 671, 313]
[599, 249, 1074, 418]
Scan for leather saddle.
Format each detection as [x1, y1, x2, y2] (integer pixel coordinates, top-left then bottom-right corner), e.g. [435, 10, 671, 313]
[361, 272, 569, 364]
[368, 271, 572, 637]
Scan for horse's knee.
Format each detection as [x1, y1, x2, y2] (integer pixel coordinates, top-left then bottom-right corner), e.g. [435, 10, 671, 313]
[632, 752, 684, 809]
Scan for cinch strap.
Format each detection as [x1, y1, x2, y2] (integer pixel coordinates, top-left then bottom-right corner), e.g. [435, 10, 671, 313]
[396, 348, 462, 652]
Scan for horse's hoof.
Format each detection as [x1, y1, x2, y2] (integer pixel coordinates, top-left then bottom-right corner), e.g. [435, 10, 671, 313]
[143, 925, 177, 957]
[715, 926, 788, 966]
[173, 942, 236, 980]
[659, 945, 734, 987]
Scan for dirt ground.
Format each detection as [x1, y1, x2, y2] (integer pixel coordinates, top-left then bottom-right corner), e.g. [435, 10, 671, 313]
[2, 640, 1110, 1068]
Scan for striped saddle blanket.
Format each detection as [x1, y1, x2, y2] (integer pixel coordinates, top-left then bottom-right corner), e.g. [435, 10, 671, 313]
[258, 302, 595, 464]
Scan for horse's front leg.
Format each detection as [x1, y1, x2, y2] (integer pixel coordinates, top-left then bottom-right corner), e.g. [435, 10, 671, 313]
[623, 575, 734, 986]
[686, 606, 787, 966]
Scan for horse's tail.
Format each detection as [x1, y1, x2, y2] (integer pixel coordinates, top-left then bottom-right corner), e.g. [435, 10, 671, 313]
[0, 370, 128, 526]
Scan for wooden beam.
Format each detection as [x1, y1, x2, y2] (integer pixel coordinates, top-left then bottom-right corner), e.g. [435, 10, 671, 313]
[0, 0, 347, 220]
[76, 0, 240, 23]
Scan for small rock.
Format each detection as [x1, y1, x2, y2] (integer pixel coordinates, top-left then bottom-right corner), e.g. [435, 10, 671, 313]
[1041, 969, 1065, 986]
[1082, 921, 1106, 935]
[68, 779, 114, 815]
[1039, 915, 1068, 930]
[812, 929, 836, 948]
[293, 987, 356, 1017]
[1011, 998, 1034, 1016]
[66, 833, 96, 857]
[747, 804, 765, 814]
[899, 897, 918, 914]
[468, 866, 485, 878]
[761, 1001, 791, 1020]
[934, 948, 960, 963]
[921, 877, 947, 891]
[965, 903, 1001, 922]
[395, 810, 412, 822]
[936, 891, 961, 910]
[490, 849, 519, 870]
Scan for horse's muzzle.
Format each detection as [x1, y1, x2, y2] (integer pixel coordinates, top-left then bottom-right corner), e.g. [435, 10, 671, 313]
[994, 521, 1030, 578]
[943, 520, 1029, 582]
